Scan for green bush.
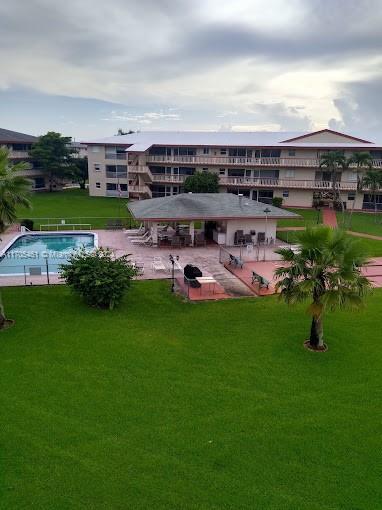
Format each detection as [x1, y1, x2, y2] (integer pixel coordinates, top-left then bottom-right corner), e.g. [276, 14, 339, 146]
[272, 197, 283, 208]
[20, 219, 34, 230]
[184, 172, 219, 193]
[60, 248, 137, 309]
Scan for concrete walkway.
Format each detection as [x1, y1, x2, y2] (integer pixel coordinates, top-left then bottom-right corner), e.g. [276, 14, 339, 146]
[322, 208, 338, 228]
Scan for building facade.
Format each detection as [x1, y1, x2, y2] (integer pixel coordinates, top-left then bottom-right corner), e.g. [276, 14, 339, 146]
[84, 129, 382, 210]
[0, 128, 49, 190]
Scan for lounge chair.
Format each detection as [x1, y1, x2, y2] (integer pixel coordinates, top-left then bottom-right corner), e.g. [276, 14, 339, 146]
[134, 261, 145, 275]
[131, 235, 152, 245]
[129, 231, 149, 242]
[151, 257, 166, 272]
[125, 224, 144, 236]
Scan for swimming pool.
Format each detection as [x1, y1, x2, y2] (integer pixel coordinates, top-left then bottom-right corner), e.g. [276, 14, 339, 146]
[0, 232, 98, 276]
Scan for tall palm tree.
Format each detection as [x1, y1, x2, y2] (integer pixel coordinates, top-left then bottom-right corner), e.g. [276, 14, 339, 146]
[319, 151, 347, 212]
[275, 227, 370, 350]
[0, 147, 32, 327]
[347, 152, 373, 227]
[362, 169, 382, 223]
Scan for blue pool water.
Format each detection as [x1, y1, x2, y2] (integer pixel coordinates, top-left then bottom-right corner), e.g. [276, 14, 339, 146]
[0, 233, 96, 275]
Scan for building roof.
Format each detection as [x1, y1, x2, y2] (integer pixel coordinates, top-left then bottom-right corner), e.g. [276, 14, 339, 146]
[128, 193, 301, 221]
[0, 128, 37, 143]
[83, 129, 381, 151]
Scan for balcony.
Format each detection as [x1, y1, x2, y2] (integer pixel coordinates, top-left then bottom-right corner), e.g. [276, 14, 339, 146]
[106, 190, 129, 197]
[106, 171, 128, 179]
[147, 154, 382, 169]
[219, 177, 359, 191]
[128, 184, 152, 198]
[151, 174, 188, 184]
[128, 165, 153, 182]
[105, 153, 127, 160]
[9, 151, 31, 160]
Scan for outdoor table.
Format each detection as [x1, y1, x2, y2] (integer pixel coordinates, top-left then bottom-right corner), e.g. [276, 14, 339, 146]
[196, 276, 217, 294]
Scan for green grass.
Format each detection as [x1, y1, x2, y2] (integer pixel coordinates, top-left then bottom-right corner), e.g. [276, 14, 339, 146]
[337, 211, 382, 237]
[277, 208, 322, 228]
[16, 189, 133, 229]
[277, 229, 382, 257]
[1, 282, 381, 509]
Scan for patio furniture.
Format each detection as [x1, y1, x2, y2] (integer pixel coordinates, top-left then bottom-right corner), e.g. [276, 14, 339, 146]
[125, 224, 144, 236]
[196, 276, 217, 294]
[151, 257, 166, 272]
[257, 232, 266, 244]
[251, 271, 270, 288]
[167, 258, 182, 273]
[195, 232, 206, 247]
[228, 254, 244, 268]
[184, 264, 202, 288]
[234, 230, 245, 245]
[134, 261, 145, 275]
[131, 235, 152, 245]
[129, 231, 149, 241]
[171, 236, 182, 247]
[182, 234, 192, 247]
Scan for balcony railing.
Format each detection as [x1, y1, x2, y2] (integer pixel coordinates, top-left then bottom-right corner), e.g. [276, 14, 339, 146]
[219, 177, 359, 191]
[106, 190, 128, 197]
[9, 151, 31, 159]
[128, 165, 153, 182]
[105, 153, 127, 160]
[106, 171, 128, 179]
[128, 185, 152, 198]
[151, 174, 188, 183]
[147, 154, 382, 168]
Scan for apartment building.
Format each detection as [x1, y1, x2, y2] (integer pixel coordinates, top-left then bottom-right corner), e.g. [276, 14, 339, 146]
[0, 128, 48, 190]
[85, 129, 382, 210]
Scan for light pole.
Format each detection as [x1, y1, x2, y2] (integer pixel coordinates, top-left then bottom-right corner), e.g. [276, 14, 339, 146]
[263, 207, 271, 261]
[43, 253, 50, 284]
[169, 254, 179, 293]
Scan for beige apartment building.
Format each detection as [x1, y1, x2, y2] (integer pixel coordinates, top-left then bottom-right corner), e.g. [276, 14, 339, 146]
[84, 129, 382, 210]
[0, 128, 49, 190]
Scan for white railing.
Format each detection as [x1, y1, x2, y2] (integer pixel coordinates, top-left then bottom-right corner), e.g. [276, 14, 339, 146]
[105, 190, 129, 197]
[105, 153, 127, 160]
[147, 155, 382, 168]
[151, 174, 188, 183]
[9, 151, 30, 159]
[128, 185, 152, 197]
[219, 177, 359, 190]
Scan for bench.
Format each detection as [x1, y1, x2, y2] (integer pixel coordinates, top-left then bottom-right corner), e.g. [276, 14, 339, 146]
[251, 271, 270, 288]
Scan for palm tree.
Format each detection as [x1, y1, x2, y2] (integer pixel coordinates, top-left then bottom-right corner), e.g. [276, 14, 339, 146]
[275, 227, 370, 350]
[0, 147, 32, 327]
[362, 169, 382, 223]
[347, 152, 373, 227]
[319, 151, 347, 212]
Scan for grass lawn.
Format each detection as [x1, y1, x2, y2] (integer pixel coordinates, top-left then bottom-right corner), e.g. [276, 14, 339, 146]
[277, 208, 321, 228]
[277, 229, 382, 257]
[16, 189, 133, 229]
[1, 281, 381, 509]
[337, 211, 382, 237]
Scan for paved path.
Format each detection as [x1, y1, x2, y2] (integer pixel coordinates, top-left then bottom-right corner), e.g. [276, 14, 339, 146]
[277, 225, 382, 241]
[322, 208, 338, 228]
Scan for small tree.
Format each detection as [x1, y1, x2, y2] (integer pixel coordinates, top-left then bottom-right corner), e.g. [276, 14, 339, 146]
[60, 248, 137, 310]
[362, 169, 382, 222]
[347, 152, 372, 227]
[66, 156, 88, 190]
[275, 226, 370, 350]
[30, 132, 76, 191]
[184, 172, 219, 193]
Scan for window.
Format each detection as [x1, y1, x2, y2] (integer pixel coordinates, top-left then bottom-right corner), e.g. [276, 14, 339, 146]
[94, 163, 101, 171]
[219, 168, 226, 175]
[252, 190, 258, 200]
[202, 167, 208, 173]
[260, 149, 281, 158]
[106, 165, 127, 178]
[288, 150, 296, 157]
[34, 177, 45, 189]
[149, 166, 166, 175]
[228, 188, 250, 198]
[220, 148, 227, 155]
[96, 182, 101, 189]
[260, 169, 279, 179]
[149, 146, 171, 156]
[258, 190, 274, 204]
[285, 169, 295, 178]
[173, 147, 196, 156]
[12, 143, 32, 151]
[120, 183, 128, 192]
[228, 169, 245, 177]
[106, 183, 117, 191]
[362, 194, 382, 211]
[178, 167, 195, 175]
[228, 148, 247, 157]
[282, 190, 289, 198]
[203, 147, 209, 154]
[348, 191, 356, 201]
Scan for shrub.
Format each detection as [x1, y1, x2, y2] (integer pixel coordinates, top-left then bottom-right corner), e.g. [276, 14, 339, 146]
[184, 172, 219, 193]
[60, 248, 137, 309]
[272, 197, 283, 208]
[20, 219, 34, 230]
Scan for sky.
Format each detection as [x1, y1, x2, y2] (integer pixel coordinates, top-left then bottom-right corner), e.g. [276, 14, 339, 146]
[0, 0, 382, 141]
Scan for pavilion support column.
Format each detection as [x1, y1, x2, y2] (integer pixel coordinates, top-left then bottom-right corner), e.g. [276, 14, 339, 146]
[190, 221, 195, 246]
[151, 222, 158, 246]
